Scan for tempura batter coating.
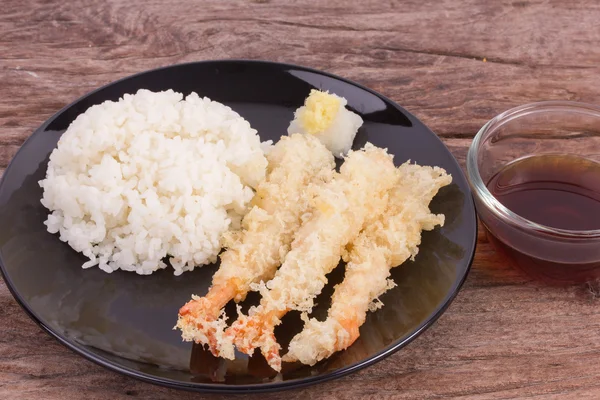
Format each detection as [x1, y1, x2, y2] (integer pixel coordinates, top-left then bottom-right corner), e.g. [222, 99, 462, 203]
[227, 144, 398, 371]
[176, 134, 335, 358]
[283, 162, 451, 366]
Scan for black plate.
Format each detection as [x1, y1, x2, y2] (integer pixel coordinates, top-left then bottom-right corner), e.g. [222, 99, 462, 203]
[0, 60, 477, 393]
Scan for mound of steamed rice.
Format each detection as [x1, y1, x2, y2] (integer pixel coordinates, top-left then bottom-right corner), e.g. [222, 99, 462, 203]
[40, 89, 268, 275]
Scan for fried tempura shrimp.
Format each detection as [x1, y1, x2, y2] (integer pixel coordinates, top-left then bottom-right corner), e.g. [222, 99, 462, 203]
[283, 163, 451, 366]
[227, 145, 398, 371]
[176, 134, 335, 358]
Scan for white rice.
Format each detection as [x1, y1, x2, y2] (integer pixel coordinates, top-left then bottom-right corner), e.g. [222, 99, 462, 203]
[40, 89, 268, 275]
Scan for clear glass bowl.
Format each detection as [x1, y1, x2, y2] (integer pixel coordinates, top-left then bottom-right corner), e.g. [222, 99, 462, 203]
[467, 101, 600, 284]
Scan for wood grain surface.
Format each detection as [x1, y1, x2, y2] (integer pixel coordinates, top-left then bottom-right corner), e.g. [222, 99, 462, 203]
[2, 0, 600, 399]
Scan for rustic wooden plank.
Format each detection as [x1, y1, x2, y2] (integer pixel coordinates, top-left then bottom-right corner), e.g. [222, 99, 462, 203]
[2, 0, 600, 399]
[1, 0, 600, 150]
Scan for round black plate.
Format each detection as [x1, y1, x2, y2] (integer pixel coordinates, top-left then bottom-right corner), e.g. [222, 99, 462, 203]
[0, 60, 477, 393]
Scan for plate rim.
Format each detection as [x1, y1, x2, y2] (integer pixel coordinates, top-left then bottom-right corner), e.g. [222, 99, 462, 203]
[0, 59, 477, 393]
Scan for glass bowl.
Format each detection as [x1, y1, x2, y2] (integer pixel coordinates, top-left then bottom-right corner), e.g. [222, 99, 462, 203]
[467, 101, 600, 284]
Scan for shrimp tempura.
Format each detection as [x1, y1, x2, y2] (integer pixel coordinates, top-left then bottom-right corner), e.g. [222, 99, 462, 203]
[227, 144, 398, 371]
[176, 134, 335, 358]
[282, 162, 451, 366]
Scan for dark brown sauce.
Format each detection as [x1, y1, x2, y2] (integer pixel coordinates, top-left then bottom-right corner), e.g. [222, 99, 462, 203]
[487, 155, 600, 231]
[485, 230, 600, 284]
[485, 155, 600, 284]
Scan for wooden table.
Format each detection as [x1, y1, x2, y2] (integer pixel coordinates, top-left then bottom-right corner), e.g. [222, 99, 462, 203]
[2, 1, 600, 398]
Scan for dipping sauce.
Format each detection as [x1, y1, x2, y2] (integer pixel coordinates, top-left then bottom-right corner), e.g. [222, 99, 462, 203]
[487, 155, 600, 231]
[485, 154, 600, 283]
